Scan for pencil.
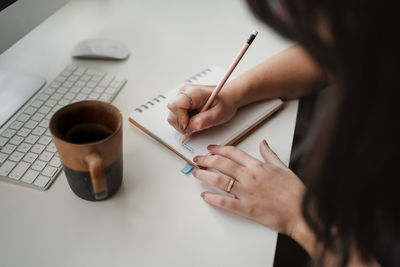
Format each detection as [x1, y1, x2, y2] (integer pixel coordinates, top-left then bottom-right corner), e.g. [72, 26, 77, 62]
[182, 30, 258, 143]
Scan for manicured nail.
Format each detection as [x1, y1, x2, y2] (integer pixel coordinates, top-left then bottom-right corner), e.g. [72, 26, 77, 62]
[207, 144, 216, 150]
[193, 156, 199, 162]
[200, 192, 206, 198]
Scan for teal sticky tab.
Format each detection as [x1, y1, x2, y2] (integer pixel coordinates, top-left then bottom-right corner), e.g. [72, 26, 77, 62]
[181, 163, 194, 174]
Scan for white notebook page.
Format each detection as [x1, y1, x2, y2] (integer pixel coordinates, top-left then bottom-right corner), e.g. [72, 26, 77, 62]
[129, 66, 283, 165]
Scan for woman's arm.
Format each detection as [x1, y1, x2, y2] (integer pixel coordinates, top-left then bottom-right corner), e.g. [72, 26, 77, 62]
[229, 44, 330, 107]
[167, 45, 330, 134]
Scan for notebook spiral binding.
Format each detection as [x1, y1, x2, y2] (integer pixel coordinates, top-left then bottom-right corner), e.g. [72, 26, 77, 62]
[134, 95, 166, 112]
[134, 68, 213, 113]
[184, 68, 212, 83]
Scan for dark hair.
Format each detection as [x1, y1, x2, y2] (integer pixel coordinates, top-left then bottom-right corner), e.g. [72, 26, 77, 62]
[246, 0, 400, 266]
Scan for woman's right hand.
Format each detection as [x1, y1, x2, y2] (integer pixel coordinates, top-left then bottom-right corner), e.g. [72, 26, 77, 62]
[167, 83, 241, 134]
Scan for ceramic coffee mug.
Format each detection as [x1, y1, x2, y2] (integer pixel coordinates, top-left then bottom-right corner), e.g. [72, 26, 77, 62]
[49, 100, 123, 201]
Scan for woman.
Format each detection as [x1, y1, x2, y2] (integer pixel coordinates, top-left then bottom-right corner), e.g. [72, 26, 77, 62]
[167, 0, 399, 266]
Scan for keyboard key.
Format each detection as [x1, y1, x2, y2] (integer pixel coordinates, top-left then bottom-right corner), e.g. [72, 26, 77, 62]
[64, 92, 75, 100]
[99, 94, 112, 102]
[75, 93, 87, 100]
[25, 134, 39, 144]
[31, 113, 45, 121]
[41, 166, 57, 177]
[17, 142, 32, 153]
[37, 93, 50, 101]
[51, 93, 64, 101]
[81, 87, 92, 94]
[33, 175, 50, 187]
[0, 136, 8, 146]
[45, 87, 57, 94]
[24, 106, 37, 115]
[70, 86, 81, 93]
[0, 160, 16, 176]
[31, 100, 43, 108]
[63, 81, 74, 88]
[1, 129, 16, 138]
[49, 156, 61, 167]
[0, 152, 8, 164]
[57, 87, 69, 94]
[31, 144, 45, 154]
[74, 67, 86, 76]
[55, 75, 67, 83]
[17, 114, 30, 123]
[9, 121, 24, 130]
[60, 69, 73, 77]
[88, 93, 100, 100]
[9, 135, 24, 146]
[86, 81, 97, 88]
[9, 151, 24, 162]
[23, 152, 39, 163]
[21, 169, 39, 184]
[39, 119, 50, 128]
[105, 87, 118, 95]
[46, 143, 57, 153]
[37, 106, 51, 114]
[45, 111, 56, 120]
[8, 161, 30, 180]
[91, 75, 103, 82]
[32, 160, 47, 171]
[17, 127, 31, 137]
[99, 74, 114, 87]
[1, 144, 16, 154]
[38, 136, 52, 146]
[25, 120, 38, 129]
[39, 151, 54, 162]
[44, 99, 57, 107]
[32, 126, 46, 136]
[80, 74, 91, 81]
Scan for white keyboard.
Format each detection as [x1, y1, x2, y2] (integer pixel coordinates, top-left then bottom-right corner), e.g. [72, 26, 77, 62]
[0, 65, 126, 190]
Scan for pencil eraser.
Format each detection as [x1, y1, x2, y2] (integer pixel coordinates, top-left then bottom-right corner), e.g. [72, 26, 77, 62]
[181, 163, 194, 174]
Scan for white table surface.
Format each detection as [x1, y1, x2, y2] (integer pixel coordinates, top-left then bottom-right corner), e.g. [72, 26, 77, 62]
[0, 0, 297, 266]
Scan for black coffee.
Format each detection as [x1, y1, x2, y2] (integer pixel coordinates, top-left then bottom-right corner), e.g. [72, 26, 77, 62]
[65, 123, 114, 144]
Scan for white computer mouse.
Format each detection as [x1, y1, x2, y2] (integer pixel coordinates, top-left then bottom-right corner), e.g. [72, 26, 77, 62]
[71, 39, 130, 60]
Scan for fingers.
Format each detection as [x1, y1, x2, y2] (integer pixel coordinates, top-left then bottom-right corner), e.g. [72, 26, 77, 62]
[187, 106, 221, 132]
[193, 154, 245, 182]
[207, 145, 261, 167]
[200, 192, 242, 214]
[259, 140, 286, 168]
[167, 84, 214, 133]
[192, 169, 240, 194]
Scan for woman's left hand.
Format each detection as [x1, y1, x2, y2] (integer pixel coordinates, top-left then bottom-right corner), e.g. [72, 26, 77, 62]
[192, 140, 306, 237]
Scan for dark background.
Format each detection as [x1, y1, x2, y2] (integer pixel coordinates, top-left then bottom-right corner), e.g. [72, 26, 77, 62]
[0, 0, 17, 12]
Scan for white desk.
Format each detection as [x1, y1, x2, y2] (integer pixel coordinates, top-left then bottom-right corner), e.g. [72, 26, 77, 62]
[0, 0, 297, 266]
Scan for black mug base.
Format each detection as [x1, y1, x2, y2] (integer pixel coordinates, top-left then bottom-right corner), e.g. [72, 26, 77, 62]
[63, 156, 123, 201]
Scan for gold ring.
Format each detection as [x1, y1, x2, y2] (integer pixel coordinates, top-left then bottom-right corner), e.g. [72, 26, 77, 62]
[226, 178, 235, 193]
[179, 92, 193, 109]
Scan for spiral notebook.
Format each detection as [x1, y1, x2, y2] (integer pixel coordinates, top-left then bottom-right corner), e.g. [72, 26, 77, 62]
[128, 66, 283, 168]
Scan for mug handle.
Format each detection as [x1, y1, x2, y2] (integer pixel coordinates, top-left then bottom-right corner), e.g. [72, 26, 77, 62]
[85, 153, 108, 200]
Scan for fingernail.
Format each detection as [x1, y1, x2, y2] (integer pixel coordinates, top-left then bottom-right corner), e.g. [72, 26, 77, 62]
[193, 156, 199, 162]
[192, 169, 197, 175]
[207, 144, 216, 150]
[263, 139, 268, 146]
[200, 192, 206, 198]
